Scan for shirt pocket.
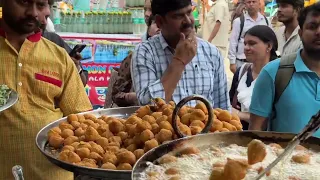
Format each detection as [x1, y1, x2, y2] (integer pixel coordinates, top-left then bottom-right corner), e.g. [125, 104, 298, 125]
[196, 62, 214, 96]
[29, 73, 62, 108]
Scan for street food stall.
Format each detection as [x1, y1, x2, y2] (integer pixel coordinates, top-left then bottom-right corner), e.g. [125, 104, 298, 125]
[34, 95, 320, 180]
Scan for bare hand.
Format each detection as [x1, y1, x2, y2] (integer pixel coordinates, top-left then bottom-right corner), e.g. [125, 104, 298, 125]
[173, 31, 197, 66]
[230, 64, 237, 74]
[71, 52, 82, 70]
[232, 107, 240, 115]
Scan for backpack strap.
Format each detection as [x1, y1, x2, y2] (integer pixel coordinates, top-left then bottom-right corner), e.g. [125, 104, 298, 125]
[231, 63, 251, 109]
[236, 14, 245, 53]
[263, 15, 269, 26]
[239, 63, 251, 81]
[274, 53, 297, 104]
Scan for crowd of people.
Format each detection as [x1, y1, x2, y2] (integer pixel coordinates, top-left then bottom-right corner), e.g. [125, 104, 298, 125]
[1, 0, 320, 179]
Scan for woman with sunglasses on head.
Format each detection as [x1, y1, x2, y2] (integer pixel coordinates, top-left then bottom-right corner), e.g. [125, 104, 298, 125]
[229, 25, 279, 130]
[104, 15, 160, 108]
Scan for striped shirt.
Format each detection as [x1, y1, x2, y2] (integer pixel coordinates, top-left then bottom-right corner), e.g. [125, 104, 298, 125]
[131, 33, 230, 110]
[275, 25, 302, 56]
[0, 29, 92, 180]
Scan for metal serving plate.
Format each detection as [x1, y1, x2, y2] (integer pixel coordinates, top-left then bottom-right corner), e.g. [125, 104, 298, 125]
[132, 131, 320, 180]
[0, 91, 18, 112]
[36, 106, 140, 179]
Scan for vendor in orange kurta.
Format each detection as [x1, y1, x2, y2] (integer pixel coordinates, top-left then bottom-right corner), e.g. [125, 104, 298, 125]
[0, 0, 92, 179]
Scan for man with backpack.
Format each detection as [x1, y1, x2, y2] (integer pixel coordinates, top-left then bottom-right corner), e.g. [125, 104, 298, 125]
[228, 0, 271, 73]
[249, 2, 320, 137]
[275, 0, 304, 56]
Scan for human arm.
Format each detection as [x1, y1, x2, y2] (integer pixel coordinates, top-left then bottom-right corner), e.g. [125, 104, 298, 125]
[249, 66, 275, 130]
[161, 32, 197, 102]
[228, 18, 241, 73]
[72, 52, 88, 86]
[208, 21, 221, 43]
[131, 48, 188, 105]
[58, 51, 92, 115]
[132, 32, 197, 105]
[232, 108, 250, 122]
[212, 49, 231, 111]
[112, 74, 138, 107]
[113, 92, 138, 107]
[208, 4, 225, 43]
[131, 44, 167, 105]
[249, 113, 268, 130]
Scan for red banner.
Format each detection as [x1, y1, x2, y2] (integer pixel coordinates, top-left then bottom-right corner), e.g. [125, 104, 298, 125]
[82, 63, 121, 106]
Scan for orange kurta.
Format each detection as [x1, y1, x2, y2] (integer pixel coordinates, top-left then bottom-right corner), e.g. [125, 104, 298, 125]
[0, 30, 92, 180]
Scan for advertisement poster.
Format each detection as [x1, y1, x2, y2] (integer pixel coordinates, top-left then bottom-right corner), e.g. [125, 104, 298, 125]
[82, 63, 121, 107]
[64, 37, 136, 108]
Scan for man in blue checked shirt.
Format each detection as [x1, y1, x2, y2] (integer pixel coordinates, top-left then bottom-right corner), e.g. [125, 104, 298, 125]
[132, 0, 230, 110]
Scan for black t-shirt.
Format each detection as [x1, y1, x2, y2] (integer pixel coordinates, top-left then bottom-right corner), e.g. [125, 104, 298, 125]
[42, 31, 72, 53]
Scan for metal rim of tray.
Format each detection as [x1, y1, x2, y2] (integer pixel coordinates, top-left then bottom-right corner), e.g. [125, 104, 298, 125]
[35, 106, 141, 179]
[131, 131, 320, 180]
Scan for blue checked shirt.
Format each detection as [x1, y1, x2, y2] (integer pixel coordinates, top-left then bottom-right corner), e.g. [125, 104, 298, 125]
[131, 33, 230, 110]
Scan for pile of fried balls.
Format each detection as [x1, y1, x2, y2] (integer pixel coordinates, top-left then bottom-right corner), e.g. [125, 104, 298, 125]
[47, 98, 242, 170]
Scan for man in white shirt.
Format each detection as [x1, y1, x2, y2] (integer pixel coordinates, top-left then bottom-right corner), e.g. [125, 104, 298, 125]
[202, 0, 230, 58]
[275, 0, 304, 56]
[228, 0, 270, 73]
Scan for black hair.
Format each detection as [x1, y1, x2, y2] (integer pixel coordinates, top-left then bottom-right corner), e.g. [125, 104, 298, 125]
[245, 25, 279, 61]
[151, 0, 191, 16]
[146, 14, 156, 39]
[298, 2, 320, 29]
[48, 0, 54, 6]
[276, 0, 304, 9]
[147, 14, 156, 27]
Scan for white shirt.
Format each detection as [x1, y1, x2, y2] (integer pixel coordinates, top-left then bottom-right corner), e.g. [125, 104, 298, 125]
[237, 64, 256, 112]
[275, 25, 302, 56]
[46, 17, 55, 33]
[228, 12, 271, 64]
[202, 0, 230, 48]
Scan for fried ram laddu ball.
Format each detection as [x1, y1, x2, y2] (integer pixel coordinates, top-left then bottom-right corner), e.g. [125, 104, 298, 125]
[223, 158, 249, 180]
[247, 139, 267, 165]
[58, 150, 81, 164]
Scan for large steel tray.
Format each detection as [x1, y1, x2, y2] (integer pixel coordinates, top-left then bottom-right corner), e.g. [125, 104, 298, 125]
[35, 107, 140, 179]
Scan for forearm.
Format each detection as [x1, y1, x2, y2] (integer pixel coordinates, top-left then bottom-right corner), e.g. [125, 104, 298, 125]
[238, 111, 250, 122]
[124, 92, 138, 105]
[160, 58, 185, 102]
[228, 43, 237, 64]
[113, 92, 138, 107]
[79, 73, 87, 86]
[208, 23, 221, 41]
[228, 21, 240, 65]
[249, 114, 267, 131]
